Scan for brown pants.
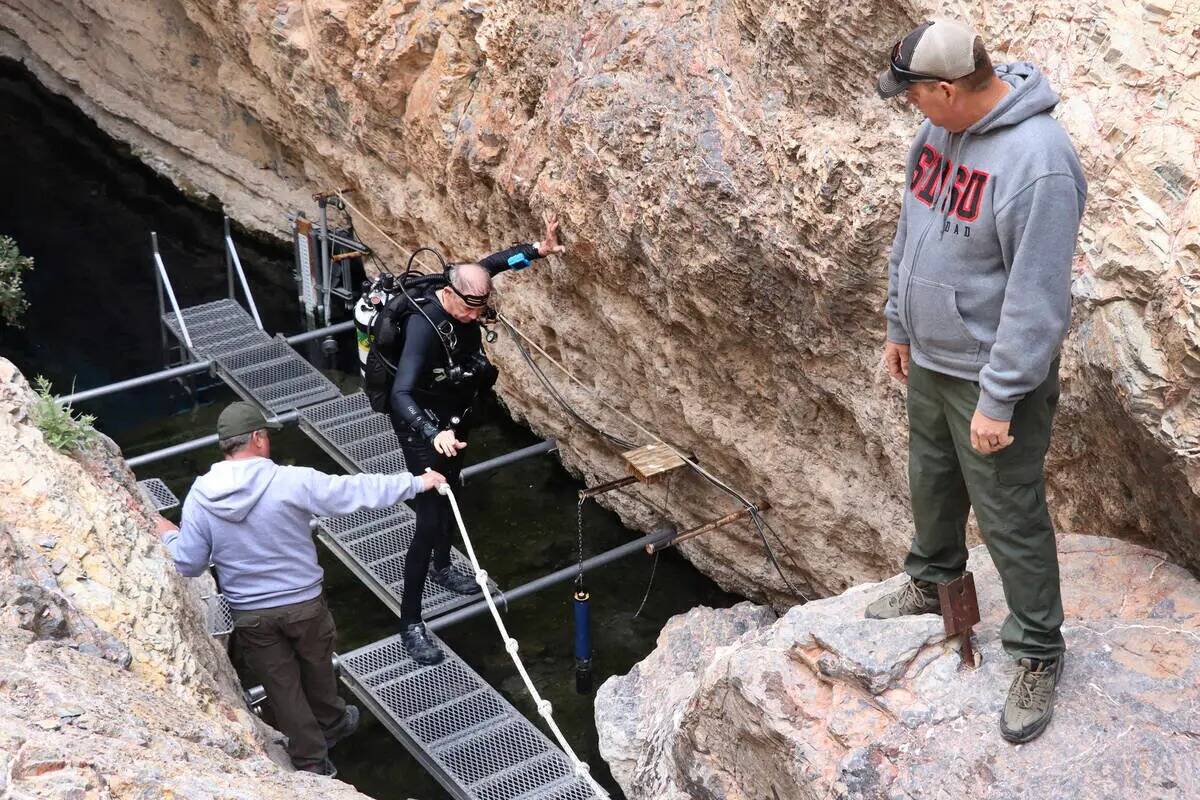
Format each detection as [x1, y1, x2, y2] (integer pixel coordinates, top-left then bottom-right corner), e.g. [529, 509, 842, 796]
[232, 594, 345, 768]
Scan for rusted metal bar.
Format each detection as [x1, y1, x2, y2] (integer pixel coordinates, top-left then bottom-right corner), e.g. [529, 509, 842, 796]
[937, 572, 982, 670]
[646, 500, 772, 554]
[578, 475, 639, 500]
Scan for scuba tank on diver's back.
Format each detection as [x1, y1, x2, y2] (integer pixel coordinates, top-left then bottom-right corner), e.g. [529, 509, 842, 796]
[355, 274, 396, 379]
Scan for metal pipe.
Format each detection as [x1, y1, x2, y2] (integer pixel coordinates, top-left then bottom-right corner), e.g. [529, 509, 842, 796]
[152, 232, 193, 351]
[224, 216, 235, 300]
[126, 410, 300, 468]
[319, 199, 332, 326]
[645, 501, 771, 554]
[61, 321, 356, 405]
[66, 361, 214, 404]
[459, 439, 557, 483]
[578, 475, 637, 500]
[225, 216, 263, 330]
[155, 239, 168, 365]
[427, 526, 674, 631]
[285, 319, 354, 346]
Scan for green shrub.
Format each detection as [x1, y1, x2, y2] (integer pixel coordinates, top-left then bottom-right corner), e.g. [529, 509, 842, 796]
[0, 235, 34, 327]
[31, 376, 97, 452]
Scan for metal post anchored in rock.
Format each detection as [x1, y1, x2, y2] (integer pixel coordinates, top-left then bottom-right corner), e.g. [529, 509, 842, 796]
[937, 572, 982, 670]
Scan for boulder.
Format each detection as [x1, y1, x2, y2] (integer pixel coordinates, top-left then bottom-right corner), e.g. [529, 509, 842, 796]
[598, 534, 1200, 799]
[0, 358, 374, 798]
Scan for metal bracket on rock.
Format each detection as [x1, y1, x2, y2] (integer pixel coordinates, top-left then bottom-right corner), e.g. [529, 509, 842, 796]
[938, 572, 982, 671]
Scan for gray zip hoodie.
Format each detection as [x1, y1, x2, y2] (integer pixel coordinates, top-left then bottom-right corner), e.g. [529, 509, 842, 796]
[884, 63, 1087, 420]
[164, 458, 421, 610]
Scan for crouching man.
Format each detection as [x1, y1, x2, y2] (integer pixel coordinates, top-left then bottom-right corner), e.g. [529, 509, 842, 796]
[157, 401, 446, 777]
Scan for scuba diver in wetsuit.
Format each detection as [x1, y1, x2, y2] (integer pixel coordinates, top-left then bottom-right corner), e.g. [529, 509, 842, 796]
[390, 217, 565, 665]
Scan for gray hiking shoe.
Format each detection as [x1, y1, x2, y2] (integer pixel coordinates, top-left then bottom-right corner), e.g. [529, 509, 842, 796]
[864, 577, 941, 619]
[297, 756, 337, 778]
[1001, 656, 1063, 743]
[324, 704, 360, 749]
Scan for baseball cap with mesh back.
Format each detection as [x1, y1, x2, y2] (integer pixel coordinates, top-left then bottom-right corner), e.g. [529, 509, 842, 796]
[877, 19, 979, 99]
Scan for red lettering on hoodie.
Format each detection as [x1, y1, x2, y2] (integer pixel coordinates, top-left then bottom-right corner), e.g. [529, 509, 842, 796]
[909, 143, 991, 222]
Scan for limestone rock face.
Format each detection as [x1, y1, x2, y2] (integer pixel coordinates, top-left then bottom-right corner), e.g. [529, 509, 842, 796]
[0, 358, 370, 799]
[596, 534, 1200, 800]
[0, 0, 1198, 603]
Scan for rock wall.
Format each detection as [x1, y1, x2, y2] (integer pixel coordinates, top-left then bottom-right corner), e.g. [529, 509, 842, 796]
[0, 0, 1198, 603]
[597, 534, 1200, 800]
[0, 358, 371, 798]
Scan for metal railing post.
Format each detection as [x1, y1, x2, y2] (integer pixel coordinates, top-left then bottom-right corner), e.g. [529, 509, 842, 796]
[223, 215, 235, 300]
[318, 198, 332, 326]
[224, 216, 264, 330]
[151, 232, 194, 353]
[154, 235, 168, 363]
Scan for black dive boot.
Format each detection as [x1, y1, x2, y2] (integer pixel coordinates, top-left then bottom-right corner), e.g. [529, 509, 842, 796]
[400, 622, 444, 666]
[430, 564, 483, 595]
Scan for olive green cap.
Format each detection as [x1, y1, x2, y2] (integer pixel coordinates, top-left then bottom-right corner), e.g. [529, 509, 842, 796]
[216, 401, 282, 440]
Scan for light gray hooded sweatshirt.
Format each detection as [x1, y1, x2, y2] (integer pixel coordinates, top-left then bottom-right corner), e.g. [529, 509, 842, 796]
[165, 458, 420, 610]
[884, 63, 1087, 420]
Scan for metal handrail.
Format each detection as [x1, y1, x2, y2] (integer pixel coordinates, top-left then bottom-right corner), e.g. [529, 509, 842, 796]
[126, 410, 300, 467]
[60, 320, 355, 405]
[223, 216, 264, 330]
[151, 232, 194, 351]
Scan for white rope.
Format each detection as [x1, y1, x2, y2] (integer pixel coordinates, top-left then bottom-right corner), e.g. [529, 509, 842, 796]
[437, 484, 610, 798]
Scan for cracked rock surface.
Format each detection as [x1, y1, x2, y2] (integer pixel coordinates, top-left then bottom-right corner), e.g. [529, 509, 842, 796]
[0, 358, 373, 799]
[597, 533, 1200, 799]
[0, 0, 1197, 605]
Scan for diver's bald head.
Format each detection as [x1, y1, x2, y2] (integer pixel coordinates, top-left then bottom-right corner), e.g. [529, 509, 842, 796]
[450, 262, 491, 298]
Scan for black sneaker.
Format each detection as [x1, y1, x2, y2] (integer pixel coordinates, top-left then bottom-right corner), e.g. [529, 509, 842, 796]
[297, 756, 338, 778]
[324, 704, 360, 749]
[400, 622, 444, 666]
[430, 564, 483, 595]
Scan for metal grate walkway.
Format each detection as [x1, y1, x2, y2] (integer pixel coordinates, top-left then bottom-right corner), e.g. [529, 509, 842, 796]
[163, 298, 271, 360]
[203, 593, 234, 636]
[340, 634, 599, 800]
[297, 391, 407, 475]
[159, 297, 590, 798]
[212, 337, 340, 414]
[138, 478, 179, 512]
[315, 504, 496, 621]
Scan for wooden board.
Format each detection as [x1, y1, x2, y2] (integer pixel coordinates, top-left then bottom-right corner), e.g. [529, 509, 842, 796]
[621, 442, 687, 482]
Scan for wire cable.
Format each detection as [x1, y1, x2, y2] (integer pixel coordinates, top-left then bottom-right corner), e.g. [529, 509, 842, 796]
[336, 190, 807, 602]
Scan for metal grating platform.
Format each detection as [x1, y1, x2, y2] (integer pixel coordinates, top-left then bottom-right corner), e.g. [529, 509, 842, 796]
[340, 634, 600, 800]
[138, 478, 179, 512]
[212, 337, 341, 415]
[315, 504, 496, 620]
[162, 298, 271, 360]
[297, 392, 408, 475]
[203, 593, 234, 636]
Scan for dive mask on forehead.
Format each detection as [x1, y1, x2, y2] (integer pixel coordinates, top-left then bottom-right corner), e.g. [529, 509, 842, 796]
[448, 282, 490, 308]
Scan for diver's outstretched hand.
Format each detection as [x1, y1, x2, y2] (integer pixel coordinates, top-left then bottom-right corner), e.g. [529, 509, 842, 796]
[538, 214, 566, 256]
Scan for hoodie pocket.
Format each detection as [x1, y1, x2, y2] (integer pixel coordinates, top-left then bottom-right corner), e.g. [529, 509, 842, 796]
[908, 277, 981, 361]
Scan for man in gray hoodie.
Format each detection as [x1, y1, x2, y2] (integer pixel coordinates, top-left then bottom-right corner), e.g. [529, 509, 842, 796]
[866, 19, 1086, 744]
[158, 402, 445, 776]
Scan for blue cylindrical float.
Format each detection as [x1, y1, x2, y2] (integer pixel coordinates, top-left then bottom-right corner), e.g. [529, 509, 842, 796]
[574, 587, 593, 695]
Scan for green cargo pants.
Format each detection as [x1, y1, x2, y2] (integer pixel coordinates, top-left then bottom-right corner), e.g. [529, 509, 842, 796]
[903, 359, 1065, 660]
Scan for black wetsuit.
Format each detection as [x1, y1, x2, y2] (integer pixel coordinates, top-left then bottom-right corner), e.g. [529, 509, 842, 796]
[388, 244, 540, 625]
